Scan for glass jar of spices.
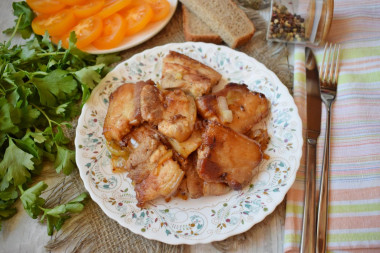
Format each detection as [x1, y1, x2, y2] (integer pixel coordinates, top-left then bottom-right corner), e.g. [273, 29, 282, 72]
[267, 0, 334, 45]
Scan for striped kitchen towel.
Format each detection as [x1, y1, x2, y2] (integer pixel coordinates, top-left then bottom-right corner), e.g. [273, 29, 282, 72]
[283, 0, 380, 251]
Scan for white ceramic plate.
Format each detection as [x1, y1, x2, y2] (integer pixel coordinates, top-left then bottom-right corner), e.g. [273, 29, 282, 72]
[75, 42, 303, 245]
[84, 0, 178, 54]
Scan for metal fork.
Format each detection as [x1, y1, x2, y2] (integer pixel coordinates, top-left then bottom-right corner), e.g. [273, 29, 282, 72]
[316, 43, 341, 253]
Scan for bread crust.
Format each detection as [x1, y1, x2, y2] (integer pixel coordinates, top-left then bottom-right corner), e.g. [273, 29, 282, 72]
[180, 0, 255, 48]
[182, 5, 223, 44]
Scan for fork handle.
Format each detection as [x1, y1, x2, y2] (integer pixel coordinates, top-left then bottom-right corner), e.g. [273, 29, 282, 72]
[300, 136, 317, 253]
[316, 105, 332, 253]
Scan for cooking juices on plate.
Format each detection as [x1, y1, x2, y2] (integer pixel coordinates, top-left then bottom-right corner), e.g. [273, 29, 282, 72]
[28, 0, 171, 50]
[102, 51, 271, 207]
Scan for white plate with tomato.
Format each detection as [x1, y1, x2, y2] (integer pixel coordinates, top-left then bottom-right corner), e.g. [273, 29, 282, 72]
[28, 0, 178, 54]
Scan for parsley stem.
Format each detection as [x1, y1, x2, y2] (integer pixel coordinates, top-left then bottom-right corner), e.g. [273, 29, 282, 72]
[36, 52, 65, 57]
[18, 185, 24, 194]
[5, 14, 23, 48]
[31, 103, 60, 128]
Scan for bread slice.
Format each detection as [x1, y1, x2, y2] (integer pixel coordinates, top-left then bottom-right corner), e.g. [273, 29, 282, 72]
[180, 0, 255, 48]
[182, 6, 222, 44]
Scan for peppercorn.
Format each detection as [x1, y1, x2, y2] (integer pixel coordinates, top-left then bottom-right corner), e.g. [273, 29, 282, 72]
[268, 3, 307, 42]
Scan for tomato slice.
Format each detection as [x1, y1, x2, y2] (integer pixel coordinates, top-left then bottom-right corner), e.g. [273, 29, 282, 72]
[50, 36, 61, 45]
[144, 0, 170, 22]
[26, 0, 66, 14]
[31, 9, 76, 36]
[97, 0, 131, 19]
[93, 13, 126, 49]
[122, 3, 153, 36]
[72, 0, 105, 19]
[58, 0, 88, 5]
[62, 16, 103, 49]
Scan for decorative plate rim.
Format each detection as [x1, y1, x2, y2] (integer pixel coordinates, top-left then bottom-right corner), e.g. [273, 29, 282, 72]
[75, 42, 303, 245]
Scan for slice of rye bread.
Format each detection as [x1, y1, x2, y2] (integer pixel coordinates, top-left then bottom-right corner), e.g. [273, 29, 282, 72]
[182, 5, 223, 44]
[180, 0, 255, 48]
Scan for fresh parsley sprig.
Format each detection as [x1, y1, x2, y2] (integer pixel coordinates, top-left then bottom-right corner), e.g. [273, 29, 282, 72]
[0, 1, 120, 234]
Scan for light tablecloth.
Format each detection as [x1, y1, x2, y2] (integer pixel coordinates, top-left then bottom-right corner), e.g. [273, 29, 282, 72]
[284, 0, 380, 251]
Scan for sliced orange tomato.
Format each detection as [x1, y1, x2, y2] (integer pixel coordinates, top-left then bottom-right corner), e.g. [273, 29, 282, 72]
[93, 13, 126, 49]
[123, 3, 153, 36]
[26, 0, 66, 14]
[97, 0, 131, 19]
[144, 0, 170, 22]
[50, 36, 61, 45]
[58, 0, 88, 5]
[72, 0, 105, 19]
[61, 16, 103, 49]
[31, 9, 76, 36]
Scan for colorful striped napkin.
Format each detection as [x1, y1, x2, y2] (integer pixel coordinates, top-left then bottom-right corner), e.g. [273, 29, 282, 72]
[283, 0, 380, 251]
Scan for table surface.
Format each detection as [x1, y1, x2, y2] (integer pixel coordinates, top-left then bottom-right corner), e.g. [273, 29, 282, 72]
[0, 1, 287, 252]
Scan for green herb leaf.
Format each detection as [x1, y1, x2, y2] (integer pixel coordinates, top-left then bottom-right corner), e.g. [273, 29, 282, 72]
[0, 139, 34, 189]
[19, 181, 47, 219]
[33, 69, 78, 107]
[54, 145, 76, 175]
[74, 64, 105, 89]
[0, 98, 19, 134]
[0, 2, 119, 234]
[41, 192, 87, 235]
[0, 186, 18, 201]
[3, 2, 34, 39]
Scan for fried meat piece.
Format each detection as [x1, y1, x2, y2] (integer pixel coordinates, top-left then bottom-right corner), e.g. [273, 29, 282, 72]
[158, 89, 197, 142]
[122, 125, 184, 207]
[181, 153, 232, 199]
[140, 86, 197, 142]
[123, 125, 162, 183]
[203, 182, 231, 196]
[103, 81, 154, 144]
[140, 84, 164, 125]
[167, 125, 202, 158]
[197, 121, 262, 190]
[160, 51, 222, 97]
[135, 159, 184, 208]
[196, 83, 270, 133]
[184, 154, 204, 199]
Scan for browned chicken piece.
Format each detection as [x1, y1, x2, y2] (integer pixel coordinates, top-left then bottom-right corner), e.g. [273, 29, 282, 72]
[160, 51, 222, 97]
[203, 182, 231, 196]
[140, 86, 197, 143]
[158, 89, 197, 142]
[135, 159, 184, 207]
[197, 121, 263, 190]
[167, 125, 202, 158]
[103, 80, 154, 145]
[184, 154, 204, 199]
[196, 83, 270, 134]
[122, 125, 162, 183]
[140, 84, 164, 125]
[120, 125, 184, 207]
[181, 153, 232, 199]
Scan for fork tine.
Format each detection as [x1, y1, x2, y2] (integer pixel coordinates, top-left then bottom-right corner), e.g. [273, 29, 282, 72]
[320, 43, 328, 81]
[328, 44, 337, 85]
[324, 43, 333, 84]
[334, 44, 341, 85]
